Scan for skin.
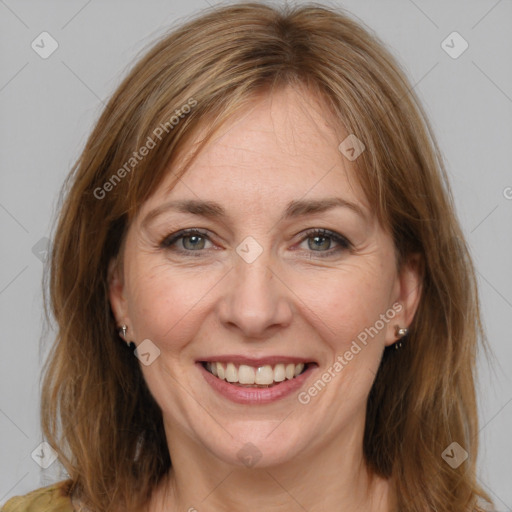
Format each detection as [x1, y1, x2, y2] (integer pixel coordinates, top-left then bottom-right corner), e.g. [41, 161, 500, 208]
[109, 84, 422, 512]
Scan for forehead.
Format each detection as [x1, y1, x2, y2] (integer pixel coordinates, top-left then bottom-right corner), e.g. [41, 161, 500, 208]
[140, 85, 370, 217]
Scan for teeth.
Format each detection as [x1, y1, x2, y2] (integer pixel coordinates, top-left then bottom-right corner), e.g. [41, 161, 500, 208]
[225, 363, 237, 383]
[239, 365, 255, 384]
[206, 362, 215, 375]
[294, 363, 304, 377]
[204, 361, 308, 386]
[255, 365, 273, 385]
[273, 363, 286, 382]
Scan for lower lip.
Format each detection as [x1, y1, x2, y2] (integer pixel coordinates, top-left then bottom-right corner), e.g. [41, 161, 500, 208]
[198, 363, 316, 404]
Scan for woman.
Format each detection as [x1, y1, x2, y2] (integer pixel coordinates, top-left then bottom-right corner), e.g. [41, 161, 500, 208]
[2, 2, 495, 511]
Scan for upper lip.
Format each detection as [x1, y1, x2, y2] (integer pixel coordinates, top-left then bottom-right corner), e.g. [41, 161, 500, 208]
[197, 355, 317, 366]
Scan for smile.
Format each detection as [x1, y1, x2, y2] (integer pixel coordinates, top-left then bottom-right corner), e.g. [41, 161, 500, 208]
[202, 361, 309, 387]
[198, 357, 318, 404]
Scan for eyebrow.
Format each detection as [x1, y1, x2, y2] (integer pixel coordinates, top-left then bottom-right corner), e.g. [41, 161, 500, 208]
[141, 197, 367, 230]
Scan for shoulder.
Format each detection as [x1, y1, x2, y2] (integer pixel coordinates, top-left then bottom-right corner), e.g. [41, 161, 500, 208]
[1, 480, 74, 512]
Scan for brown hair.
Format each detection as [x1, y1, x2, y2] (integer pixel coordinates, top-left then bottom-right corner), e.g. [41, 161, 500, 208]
[41, 2, 494, 511]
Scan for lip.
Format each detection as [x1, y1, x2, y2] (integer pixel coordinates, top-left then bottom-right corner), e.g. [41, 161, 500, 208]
[196, 355, 316, 366]
[197, 361, 317, 404]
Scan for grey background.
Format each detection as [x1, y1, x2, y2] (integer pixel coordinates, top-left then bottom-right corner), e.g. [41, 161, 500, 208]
[1, 0, 511, 508]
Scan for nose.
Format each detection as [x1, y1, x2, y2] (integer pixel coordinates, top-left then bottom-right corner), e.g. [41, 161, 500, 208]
[217, 252, 294, 339]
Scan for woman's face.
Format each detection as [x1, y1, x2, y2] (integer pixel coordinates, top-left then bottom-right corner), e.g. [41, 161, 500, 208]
[109, 85, 421, 468]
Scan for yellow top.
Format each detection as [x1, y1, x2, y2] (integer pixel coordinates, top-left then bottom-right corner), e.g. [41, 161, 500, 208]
[1, 480, 74, 512]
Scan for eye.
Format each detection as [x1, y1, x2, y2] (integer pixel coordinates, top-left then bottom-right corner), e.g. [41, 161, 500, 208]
[298, 228, 351, 257]
[160, 229, 213, 253]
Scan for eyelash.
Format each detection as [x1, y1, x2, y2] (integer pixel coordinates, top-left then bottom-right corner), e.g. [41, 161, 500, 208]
[159, 228, 351, 258]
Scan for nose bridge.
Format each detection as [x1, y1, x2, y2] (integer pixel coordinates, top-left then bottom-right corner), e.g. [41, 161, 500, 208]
[219, 246, 292, 337]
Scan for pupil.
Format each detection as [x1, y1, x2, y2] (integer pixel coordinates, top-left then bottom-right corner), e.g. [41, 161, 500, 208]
[184, 235, 204, 250]
[310, 235, 329, 251]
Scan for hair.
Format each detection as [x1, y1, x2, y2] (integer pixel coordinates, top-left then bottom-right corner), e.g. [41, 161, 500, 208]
[40, 1, 494, 511]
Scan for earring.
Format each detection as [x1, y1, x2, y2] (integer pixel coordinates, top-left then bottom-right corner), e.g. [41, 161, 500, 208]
[395, 326, 408, 337]
[393, 326, 408, 350]
[118, 324, 135, 350]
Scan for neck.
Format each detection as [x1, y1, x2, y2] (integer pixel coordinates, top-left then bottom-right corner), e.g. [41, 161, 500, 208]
[149, 419, 393, 512]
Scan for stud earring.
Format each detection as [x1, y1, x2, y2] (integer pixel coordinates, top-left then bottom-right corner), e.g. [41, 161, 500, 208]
[395, 326, 408, 338]
[393, 326, 408, 350]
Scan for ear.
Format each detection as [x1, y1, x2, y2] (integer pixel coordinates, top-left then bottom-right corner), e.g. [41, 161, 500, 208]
[108, 256, 128, 328]
[385, 253, 423, 347]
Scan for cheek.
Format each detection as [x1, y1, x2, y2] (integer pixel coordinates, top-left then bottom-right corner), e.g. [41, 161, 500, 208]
[125, 259, 222, 349]
[293, 262, 394, 351]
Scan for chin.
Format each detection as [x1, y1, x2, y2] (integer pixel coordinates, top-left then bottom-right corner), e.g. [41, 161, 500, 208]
[203, 421, 308, 469]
